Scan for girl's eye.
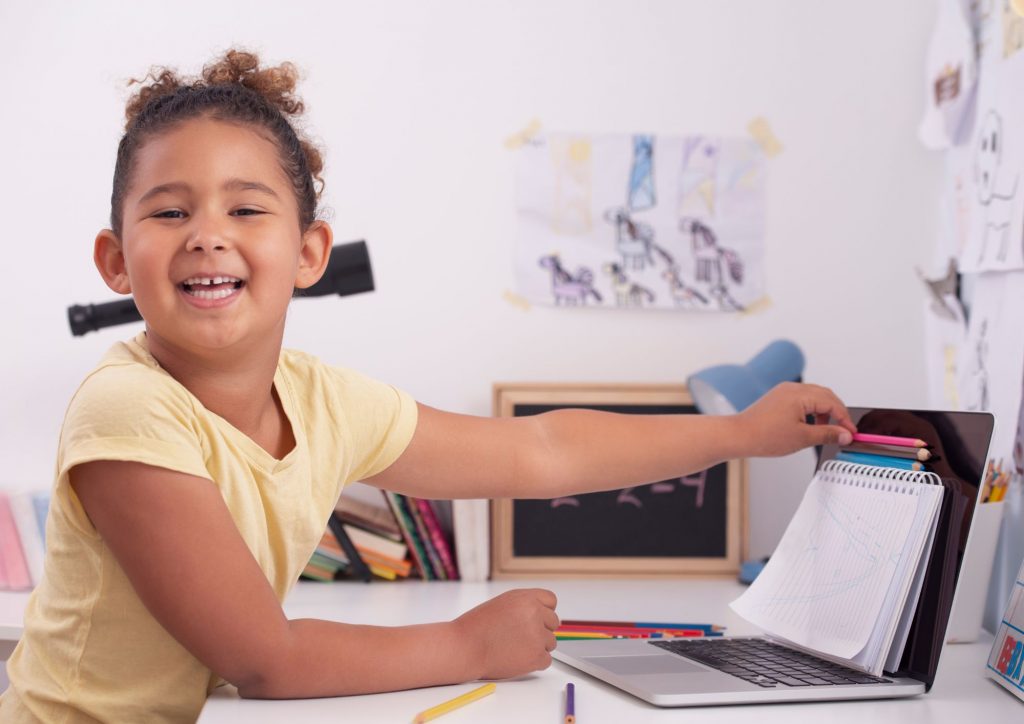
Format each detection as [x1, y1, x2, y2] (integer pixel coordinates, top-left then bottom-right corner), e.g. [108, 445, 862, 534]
[153, 209, 186, 219]
[233, 208, 264, 217]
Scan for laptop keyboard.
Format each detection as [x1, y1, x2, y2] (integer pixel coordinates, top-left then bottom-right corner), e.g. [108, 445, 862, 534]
[649, 638, 893, 688]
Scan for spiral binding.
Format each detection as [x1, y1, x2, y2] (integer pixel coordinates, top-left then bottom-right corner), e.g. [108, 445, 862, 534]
[819, 459, 942, 493]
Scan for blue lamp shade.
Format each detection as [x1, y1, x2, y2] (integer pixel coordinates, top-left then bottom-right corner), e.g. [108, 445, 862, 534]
[686, 340, 805, 415]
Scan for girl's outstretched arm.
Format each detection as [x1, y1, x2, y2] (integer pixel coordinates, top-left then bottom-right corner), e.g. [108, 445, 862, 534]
[369, 382, 855, 500]
[70, 461, 558, 698]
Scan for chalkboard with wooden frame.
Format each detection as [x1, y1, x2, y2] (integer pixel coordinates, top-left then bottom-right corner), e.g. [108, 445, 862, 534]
[491, 383, 747, 579]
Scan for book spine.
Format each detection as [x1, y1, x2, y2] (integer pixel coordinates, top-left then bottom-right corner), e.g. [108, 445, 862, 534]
[451, 499, 489, 582]
[415, 498, 459, 580]
[406, 497, 447, 580]
[32, 493, 49, 545]
[0, 493, 32, 590]
[9, 492, 44, 587]
[327, 512, 371, 583]
[385, 492, 434, 580]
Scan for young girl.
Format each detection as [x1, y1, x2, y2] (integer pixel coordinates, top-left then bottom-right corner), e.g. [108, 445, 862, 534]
[0, 50, 855, 723]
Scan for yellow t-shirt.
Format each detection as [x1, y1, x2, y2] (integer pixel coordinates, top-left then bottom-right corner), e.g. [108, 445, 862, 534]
[0, 334, 417, 723]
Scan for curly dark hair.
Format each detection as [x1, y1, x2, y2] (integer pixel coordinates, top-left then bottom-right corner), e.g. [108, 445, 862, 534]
[110, 49, 324, 237]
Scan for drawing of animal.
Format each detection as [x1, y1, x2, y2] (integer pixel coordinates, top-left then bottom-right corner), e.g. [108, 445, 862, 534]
[681, 218, 746, 310]
[974, 110, 1019, 264]
[604, 207, 655, 270]
[602, 262, 655, 307]
[662, 265, 708, 308]
[538, 254, 603, 306]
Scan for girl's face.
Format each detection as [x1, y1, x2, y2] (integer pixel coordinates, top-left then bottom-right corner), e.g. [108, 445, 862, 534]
[96, 117, 330, 360]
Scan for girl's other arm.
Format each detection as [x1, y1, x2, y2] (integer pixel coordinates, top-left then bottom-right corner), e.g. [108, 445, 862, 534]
[369, 382, 855, 500]
[70, 461, 557, 698]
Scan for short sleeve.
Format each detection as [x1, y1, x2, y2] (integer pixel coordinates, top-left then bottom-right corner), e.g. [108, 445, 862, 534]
[58, 364, 212, 483]
[284, 356, 419, 487]
[314, 365, 418, 484]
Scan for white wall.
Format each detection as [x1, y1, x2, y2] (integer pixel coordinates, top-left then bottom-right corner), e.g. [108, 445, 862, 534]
[0, 0, 941, 558]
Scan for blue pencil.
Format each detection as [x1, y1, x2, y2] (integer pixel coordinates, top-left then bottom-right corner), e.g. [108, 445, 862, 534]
[836, 450, 923, 471]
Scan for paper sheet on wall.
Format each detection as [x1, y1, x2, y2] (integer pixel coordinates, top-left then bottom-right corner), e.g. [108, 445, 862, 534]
[957, 272, 1024, 442]
[918, 0, 978, 149]
[515, 132, 765, 311]
[958, 6, 1024, 272]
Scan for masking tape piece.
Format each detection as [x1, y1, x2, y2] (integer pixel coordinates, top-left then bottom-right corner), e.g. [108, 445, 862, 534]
[502, 289, 531, 311]
[740, 296, 773, 315]
[504, 119, 542, 150]
[747, 117, 783, 158]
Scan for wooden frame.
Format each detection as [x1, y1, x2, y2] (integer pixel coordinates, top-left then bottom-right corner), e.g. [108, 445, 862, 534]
[491, 383, 747, 579]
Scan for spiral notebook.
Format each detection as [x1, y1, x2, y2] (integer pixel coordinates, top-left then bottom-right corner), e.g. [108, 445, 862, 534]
[730, 460, 945, 676]
[553, 408, 994, 707]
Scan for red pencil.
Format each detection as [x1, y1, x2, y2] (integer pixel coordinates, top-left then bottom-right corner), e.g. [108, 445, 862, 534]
[556, 624, 705, 637]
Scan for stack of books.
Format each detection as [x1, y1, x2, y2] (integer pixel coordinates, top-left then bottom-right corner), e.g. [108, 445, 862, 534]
[0, 490, 50, 591]
[301, 488, 459, 582]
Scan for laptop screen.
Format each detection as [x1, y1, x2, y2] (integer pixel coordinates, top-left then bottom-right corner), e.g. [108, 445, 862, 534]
[815, 408, 995, 690]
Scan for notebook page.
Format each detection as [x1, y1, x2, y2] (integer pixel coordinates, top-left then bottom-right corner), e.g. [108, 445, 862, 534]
[882, 479, 944, 672]
[855, 467, 943, 673]
[730, 465, 919, 659]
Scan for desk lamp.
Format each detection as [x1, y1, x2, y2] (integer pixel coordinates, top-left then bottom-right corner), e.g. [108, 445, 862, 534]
[686, 339, 805, 415]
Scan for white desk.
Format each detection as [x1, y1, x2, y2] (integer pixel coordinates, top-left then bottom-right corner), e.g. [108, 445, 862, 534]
[192, 579, 1019, 723]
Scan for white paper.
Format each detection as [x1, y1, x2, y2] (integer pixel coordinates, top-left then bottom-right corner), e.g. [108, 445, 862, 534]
[919, 0, 978, 149]
[515, 132, 765, 311]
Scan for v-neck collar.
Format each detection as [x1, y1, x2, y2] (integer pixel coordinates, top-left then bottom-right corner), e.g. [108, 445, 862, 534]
[131, 333, 302, 474]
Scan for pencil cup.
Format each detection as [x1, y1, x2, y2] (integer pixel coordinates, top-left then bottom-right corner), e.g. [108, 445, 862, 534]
[947, 501, 1005, 643]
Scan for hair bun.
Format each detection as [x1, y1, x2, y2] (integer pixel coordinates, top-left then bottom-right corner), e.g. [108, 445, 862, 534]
[202, 49, 304, 116]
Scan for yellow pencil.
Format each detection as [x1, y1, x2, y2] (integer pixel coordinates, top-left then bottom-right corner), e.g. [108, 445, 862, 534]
[413, 683, 497, 723]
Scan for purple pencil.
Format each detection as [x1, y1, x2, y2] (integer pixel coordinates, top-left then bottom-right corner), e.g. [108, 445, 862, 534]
[565, 682, 575, 724]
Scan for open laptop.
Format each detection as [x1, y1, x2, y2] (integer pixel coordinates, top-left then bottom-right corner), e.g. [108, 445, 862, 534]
[552, 408, 995, 706]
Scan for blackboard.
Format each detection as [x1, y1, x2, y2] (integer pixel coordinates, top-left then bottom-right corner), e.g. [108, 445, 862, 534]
[491, 384, 746, 578]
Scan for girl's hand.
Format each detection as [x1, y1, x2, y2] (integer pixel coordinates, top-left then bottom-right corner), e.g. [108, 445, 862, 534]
[452, 589, 559, 680]
[735, 382, 856, 457]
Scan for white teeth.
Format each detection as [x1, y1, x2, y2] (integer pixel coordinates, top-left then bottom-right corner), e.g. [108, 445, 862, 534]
[182, 276, 241, 286]
[186, 287, 238, 300]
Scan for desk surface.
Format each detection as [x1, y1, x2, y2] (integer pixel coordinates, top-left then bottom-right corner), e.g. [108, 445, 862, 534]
[193, 578, 1020, 723]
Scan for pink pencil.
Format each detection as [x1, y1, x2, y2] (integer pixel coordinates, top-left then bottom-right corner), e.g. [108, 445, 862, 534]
[851, 433, 927, 448]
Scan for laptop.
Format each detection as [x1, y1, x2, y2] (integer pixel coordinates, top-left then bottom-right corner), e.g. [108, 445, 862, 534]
[552, 408, 995, 706]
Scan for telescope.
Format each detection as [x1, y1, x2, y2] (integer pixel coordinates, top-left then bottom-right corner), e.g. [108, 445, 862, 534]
[67, 240, 373, 337]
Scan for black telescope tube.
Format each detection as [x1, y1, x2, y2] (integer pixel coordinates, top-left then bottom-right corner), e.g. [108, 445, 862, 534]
[68, 239, 373, 337]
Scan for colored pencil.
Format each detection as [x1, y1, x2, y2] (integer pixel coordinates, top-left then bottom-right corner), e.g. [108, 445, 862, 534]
[836, 451, 923, 471]
[851, 432, 927, 448]
[565, 682, 575, 724]
[413, 683, 496, 723]
[847, 443, 931, 461]
[556, 624, 706, 637]
[560, 619, 725, 633]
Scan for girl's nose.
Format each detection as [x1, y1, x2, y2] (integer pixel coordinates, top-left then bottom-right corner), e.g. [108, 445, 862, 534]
[184, 218, 232, 253]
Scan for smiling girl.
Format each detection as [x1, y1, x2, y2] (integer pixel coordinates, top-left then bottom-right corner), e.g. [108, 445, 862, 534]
[0, 50, 854, 723]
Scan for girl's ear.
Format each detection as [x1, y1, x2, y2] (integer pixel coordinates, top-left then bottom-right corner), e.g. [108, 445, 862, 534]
[94, 230, 132, 294]
[294, 221, 334, 290]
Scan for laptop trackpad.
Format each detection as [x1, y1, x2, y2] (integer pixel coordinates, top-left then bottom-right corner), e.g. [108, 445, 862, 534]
[583, 654, 706, 676]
